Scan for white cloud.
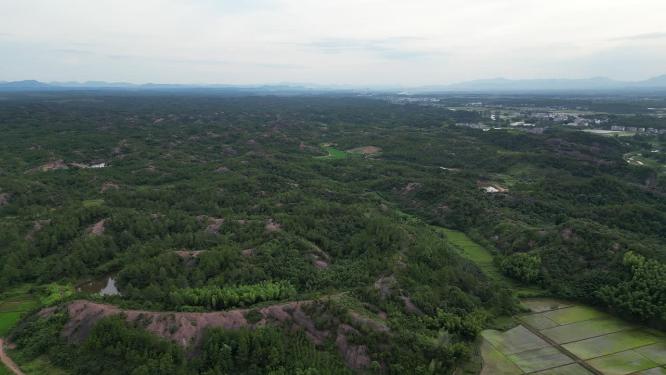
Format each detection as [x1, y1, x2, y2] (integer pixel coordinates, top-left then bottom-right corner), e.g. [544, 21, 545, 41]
[0, 0, 665, 85]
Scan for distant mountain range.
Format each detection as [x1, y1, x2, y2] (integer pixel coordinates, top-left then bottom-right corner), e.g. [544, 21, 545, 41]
[414, 75, 666, 93]
[2, 75, 666, 93]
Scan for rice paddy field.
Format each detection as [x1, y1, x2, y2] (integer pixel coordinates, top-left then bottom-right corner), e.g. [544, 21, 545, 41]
[481, 298, 666, 374]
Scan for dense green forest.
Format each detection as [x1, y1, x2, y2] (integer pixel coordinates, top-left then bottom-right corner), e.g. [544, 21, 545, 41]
[0, 93, 664, 373]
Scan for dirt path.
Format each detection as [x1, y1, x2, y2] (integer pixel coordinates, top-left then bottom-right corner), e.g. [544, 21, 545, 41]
[0, 338, 24, 375]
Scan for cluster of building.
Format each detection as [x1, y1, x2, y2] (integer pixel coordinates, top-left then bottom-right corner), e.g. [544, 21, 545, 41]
[610, 126, 666, 134]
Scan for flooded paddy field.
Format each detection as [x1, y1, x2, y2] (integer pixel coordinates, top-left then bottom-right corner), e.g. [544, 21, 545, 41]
[480, 298, 666, 374]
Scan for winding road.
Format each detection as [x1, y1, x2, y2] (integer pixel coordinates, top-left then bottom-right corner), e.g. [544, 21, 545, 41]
[0, 338, 24, 375]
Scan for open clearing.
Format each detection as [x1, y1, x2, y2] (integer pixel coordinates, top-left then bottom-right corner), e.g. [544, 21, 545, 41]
[439, 228, 542, 296]
[347, 146, 382, 156]
[440, 229, 502, 280]
[480, 298, 666, 374]
[316, 146, 350, 160]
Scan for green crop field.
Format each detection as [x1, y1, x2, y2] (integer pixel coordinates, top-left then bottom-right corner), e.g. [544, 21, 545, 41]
[0, 286, 40, 336]
[533, 363, 591, 375]
[563, 330, 660, 360]
[440, 228, 507, 283]
[519, 314, 559, 330]
[479, 339, 522, 375]
[440, 228, 543, 296]
[506, 346, 573, 373]
[637, 367, 666, 375]
[636, 344, 666, 365]
[485, 299, 666, 375]
[541, 318, 634, 344]
[587, 350, 658, 374]
[482, 326, 550, 356]
[542, 305, 608, 325]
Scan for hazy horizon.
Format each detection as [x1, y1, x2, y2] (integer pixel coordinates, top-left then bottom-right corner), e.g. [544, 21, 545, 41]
[1, 0, 666, 86]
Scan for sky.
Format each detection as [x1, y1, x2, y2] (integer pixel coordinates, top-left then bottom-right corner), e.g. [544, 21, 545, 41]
[1, 0, 666, 86]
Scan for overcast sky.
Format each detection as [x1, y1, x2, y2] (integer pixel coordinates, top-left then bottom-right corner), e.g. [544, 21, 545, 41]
[1, 0, 665, 86]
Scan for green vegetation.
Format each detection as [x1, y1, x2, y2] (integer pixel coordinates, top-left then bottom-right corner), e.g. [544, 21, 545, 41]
[82, 199, 105, 208]
[598, 251, 666, 323]
[169, 281, 296, 310]
[440, 229, 502, 281]
[316, 146, 350, 160]
[0, 93, 664, 373]
[39, 283, 75, 306]
[198, 327, 351, 374]
[0, 286, 39, 336]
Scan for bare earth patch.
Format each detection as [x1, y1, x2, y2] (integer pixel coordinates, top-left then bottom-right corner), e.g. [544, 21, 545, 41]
[313, 258, 329, 269]
[401, 182, 422, 194]
[336, 324, 371, 370]
[35, 160, 69, 172]
[374, 275, 396, 299]
[87, 219, 106, 236]
[25, 219, 51, 240]
[56, 298, 391, 371]
[0, 338, 25, 375]
[62, 300, 322, 348]
[100, 182, 119, 193]
[265, 218, 282, 232]
[195, 216, 225, 234]
[0, 192, 10, 206]
[347, 146, 382, 155]
[400, 296, 424, 315]
[174, 250, 207, 259]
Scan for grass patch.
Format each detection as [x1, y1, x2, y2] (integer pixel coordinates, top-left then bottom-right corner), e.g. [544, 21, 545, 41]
[0, 311, 23, 336]
[440, 228, 501, 280]
[315, 147, 350, 160]
[440, 228, 543, 296]
[82, 199, 104, 208]
[562, 329, 659, 360]
[542, 306, 608, 325]
[588, 350, 658, 374]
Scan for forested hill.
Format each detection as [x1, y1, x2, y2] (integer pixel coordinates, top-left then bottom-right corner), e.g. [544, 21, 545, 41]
[0, 93, 664, 374]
